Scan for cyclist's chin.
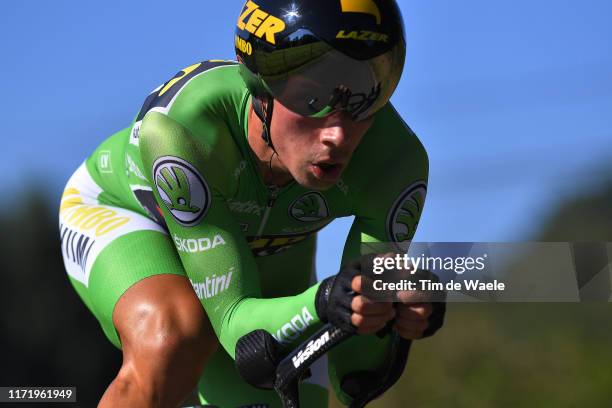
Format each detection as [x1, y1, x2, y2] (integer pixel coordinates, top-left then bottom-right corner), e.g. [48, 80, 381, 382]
[292, 167, 339, 191]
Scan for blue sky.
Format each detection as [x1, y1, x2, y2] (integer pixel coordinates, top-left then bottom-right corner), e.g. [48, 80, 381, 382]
[2, 1, 611, 277]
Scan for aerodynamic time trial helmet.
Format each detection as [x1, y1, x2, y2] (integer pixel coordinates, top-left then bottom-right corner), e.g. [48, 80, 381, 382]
[235, 0, 406, 122]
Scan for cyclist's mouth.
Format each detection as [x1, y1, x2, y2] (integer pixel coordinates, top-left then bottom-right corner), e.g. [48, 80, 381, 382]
[311, 162, 343, 180]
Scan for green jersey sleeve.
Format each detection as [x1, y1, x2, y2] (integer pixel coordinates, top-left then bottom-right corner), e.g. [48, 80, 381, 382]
[328, 104, 429, 404]
[343, 104, 429, 263]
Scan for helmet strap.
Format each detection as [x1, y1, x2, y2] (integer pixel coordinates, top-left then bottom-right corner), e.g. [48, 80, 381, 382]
[252, 96, 276, 152]
[253, 96, 285, 186]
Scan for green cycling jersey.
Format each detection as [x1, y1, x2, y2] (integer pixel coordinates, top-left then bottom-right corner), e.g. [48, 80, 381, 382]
[66, 59, 428, 405]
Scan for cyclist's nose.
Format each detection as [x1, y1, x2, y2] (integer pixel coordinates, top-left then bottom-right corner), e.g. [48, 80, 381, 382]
[320, 125, 348, 149]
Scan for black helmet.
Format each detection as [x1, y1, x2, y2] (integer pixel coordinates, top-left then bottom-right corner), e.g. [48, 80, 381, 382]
[235, 0, 406, 122]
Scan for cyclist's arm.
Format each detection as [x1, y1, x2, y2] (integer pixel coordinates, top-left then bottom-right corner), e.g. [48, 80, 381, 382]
[342, 105, 428, 264]
[139, 111, 322, 358]
[329, 105, 429, 403]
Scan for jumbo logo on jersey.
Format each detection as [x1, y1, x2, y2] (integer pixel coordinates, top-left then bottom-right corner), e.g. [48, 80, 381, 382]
[237, 1, 286, 45]
[59, 175, 166, 287]
[153, 156, 210, 226]
[289, 192, 329, 222]
[387, 182, 427, 243]
[60, 188, 131, 237]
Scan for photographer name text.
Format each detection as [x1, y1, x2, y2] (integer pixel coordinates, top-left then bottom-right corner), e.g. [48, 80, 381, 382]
[373, 279, 506, 292]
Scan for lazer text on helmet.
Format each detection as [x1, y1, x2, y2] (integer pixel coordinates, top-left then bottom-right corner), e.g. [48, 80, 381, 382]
[336, 30, 388, 42]
[237, 1, 286, 45]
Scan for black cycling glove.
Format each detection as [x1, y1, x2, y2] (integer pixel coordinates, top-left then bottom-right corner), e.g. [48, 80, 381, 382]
[315, 259, 363, 334]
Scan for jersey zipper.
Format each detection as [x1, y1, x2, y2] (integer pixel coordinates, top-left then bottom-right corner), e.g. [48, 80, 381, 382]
[254, 184, 280, 240]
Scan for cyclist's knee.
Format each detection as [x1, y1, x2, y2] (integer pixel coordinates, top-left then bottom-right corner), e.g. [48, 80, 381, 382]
[143, 293, 217, 364]
[113, 275, 218, 387]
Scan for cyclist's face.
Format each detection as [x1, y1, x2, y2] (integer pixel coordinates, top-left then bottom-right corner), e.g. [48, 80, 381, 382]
[271, 101, 374, 190]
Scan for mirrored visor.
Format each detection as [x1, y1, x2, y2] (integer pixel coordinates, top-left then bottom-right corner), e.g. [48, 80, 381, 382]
[259, 41, 405, 121]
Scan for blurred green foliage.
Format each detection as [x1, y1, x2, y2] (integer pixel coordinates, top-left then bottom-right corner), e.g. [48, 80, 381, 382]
[330, 182, 612, 407]
[538, 183, 612, 241]
[0, 192, 121, 407]
[331, 304, 612, 407]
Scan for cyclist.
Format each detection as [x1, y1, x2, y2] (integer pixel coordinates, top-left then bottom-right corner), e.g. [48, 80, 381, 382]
[59, 0, 444, 406]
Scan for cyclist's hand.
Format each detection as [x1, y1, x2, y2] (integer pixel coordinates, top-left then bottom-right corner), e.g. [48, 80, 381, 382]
[395, 281, 446, 340]
[350, 275, 396, 334]
[316, 259, 395, 334]
[394, 293, 433, 339]
[366, 252, 446, 340]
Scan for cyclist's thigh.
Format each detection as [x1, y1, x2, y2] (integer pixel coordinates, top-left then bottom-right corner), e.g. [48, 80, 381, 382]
[59, 163, 185, 348]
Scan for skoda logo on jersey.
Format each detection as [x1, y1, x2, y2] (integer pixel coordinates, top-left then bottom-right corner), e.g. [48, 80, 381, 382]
[153, 156, 210, 226]
[289, 192, 329, 222]
[387, 182, 427, 243]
